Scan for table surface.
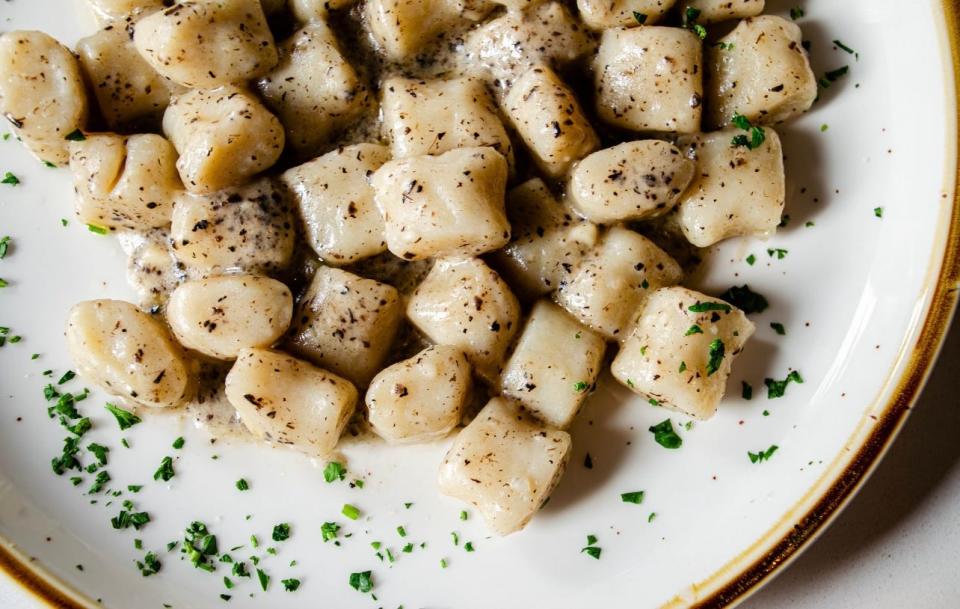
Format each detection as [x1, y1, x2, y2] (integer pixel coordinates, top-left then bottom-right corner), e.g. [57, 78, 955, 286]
[3, 322, 958, 609]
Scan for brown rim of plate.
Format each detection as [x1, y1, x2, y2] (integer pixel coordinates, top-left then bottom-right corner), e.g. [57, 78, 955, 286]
[2, 4, 960, 608]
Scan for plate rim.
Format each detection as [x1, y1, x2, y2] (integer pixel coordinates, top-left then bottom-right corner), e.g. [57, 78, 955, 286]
[2, 2, 959, 608]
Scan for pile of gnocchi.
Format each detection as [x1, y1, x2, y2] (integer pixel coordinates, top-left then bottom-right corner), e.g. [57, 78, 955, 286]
[0, 0, 817, 535]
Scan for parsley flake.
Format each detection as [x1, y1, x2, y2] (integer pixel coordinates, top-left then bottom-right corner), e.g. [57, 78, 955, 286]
[748, 444, 779, 464]
[620, 491, 644, 504]
[105, 403, 141, 430]
[648, 419, 683, 449]
[324, 461, 347, 483]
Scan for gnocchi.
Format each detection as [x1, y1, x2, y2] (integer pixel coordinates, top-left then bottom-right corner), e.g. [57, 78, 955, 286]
[0, 31, 89, 165]
[167, 275, 293, 360]
[66, 300, 191, 409]
[438, 397, 572, 535]
[366, 346, 471, 444]
[225, 348, 358, 456]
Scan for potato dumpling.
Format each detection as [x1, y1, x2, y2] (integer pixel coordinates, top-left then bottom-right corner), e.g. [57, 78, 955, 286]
[66, 299, 191, 408]
[281, 143, 390, 265]
[568, 140, 696, 224]
[679, 0, 764, 23]
[85, 0, 166, 22]
[287, 266, 404, 387]
[133, 0, 278, 88]
[578, 0, 676, 30]
[500, 301, 606, 429]
[258, 22, 366, 155]
[170, 179, 296, 278]
[77, 26, 181, 131]
[706, 15, 817, 128]
[676, 127, 785, 247]
[555, 226, 682, 339]
[70, 133, 182, 231]
[167, 275, 293, 360]
[366, 0, 492, 60]
[381, 76, 513, 167]
[163, 86, 285, 195]
[225, 348, 358, 456]
[121, 229, 183, 310]
[503, 65, 599, 179]
[490, 179, 599, 301]
[0, 31, 88, 165]
[463, 2, 594, 86]
[366, 346, 471, 444]
[611, 287, 755, 420]
[594, 26, 703, 134]
[438, 397, 572, 535]
[406, 257, 520, 381]
[371, 147, 510, 261]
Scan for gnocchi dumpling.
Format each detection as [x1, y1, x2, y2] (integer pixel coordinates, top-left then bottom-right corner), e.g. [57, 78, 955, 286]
[133, 0, 278, 88]
[406, 257, 520, 381]
[66, 300, 191, 408]
[611, 287, 755, 420]
[706, 15, 817, 128]
[555, 226, 683, 339]
[371, 147, 510, 261]
[567, 140, 696, 224]
[163, 86, 285, 195]
[170, 179, 297, 278]
[225, 348, 358, 456]
[76, 25, 181, 131]
[503, 65, 599, 179]
[500, 300, 606, 429]
[381, 76, 513, 166]
[70, 133, 182, 231]
[594, 26, 703, 134]
[577, 0, 676, 30]
[491, 179, 598, 301]
[365, 346, 471, 444]
[287, 267, 404, 387]
[258, 22, 366, 155]
[366, 0, 493, 60]
[281, 143, 390, 265]
[0, 31, 89, 165]
[167, 275, 294, 360]
[676, 127, 785, 247]
[679, 0, 764, 23]
[463, 2, 594, 86]
[438, 397, 572, 535]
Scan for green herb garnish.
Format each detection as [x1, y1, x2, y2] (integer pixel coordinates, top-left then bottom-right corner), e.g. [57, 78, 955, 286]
[105, 403, 141, 430]
[648, 419, 682, 449]
[620, 491, 644, 504]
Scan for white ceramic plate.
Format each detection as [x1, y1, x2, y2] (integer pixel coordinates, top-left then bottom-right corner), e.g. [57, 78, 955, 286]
[1, 1, 958, 608]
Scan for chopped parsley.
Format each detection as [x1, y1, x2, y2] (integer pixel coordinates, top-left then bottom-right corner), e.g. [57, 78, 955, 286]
[0, 236, 9, 259]
[460, 510, 468, 521]
[683, 7, 707, 39]
[464, 541, 475, 552]
[874, 206, 884, 218]
[685, 324, 704, 336]
[770, 322, 786, 335]
[742, 381, 753, 400]
[105, 403, 141, 430]
[349, 570, 373, 593]
[281, 578, 300, 592]
[706, 339, 725, 376]
[272, 523, 291, 542]
[767, 248, 788, 259]
[731, 113, 766, 150]
[746, 254, 756, 266]
[620, 491, 644, 504]
[581, 546, 601, 560]
[88, 442, 109, 465]
[256, 568, 270, 591]
[321, 521, 340, 542]
[648, 419, 683, 449]
[235, 479, 249, 491]
[153, 456, 175, 482]
[720, 285, 769, 314]
[172, 436, 185, 450]
[790, 7, 805, 20]
[342, 504, 360, 520]
[678, 361, 687, 373]
[324, 461, 346, 483]
[573, 381, 589, 392]
[397, 526, 407, 537]
[2, 172, 20, 186]
[87, 224, 109, 235]
[632, 11, 647, 25]
[748, 445, 779, 464]
[136, 552, 161, 577]
[688, 301, 731, 314]
[65, 129, 87, 142]
[764, 370, 804, 398]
